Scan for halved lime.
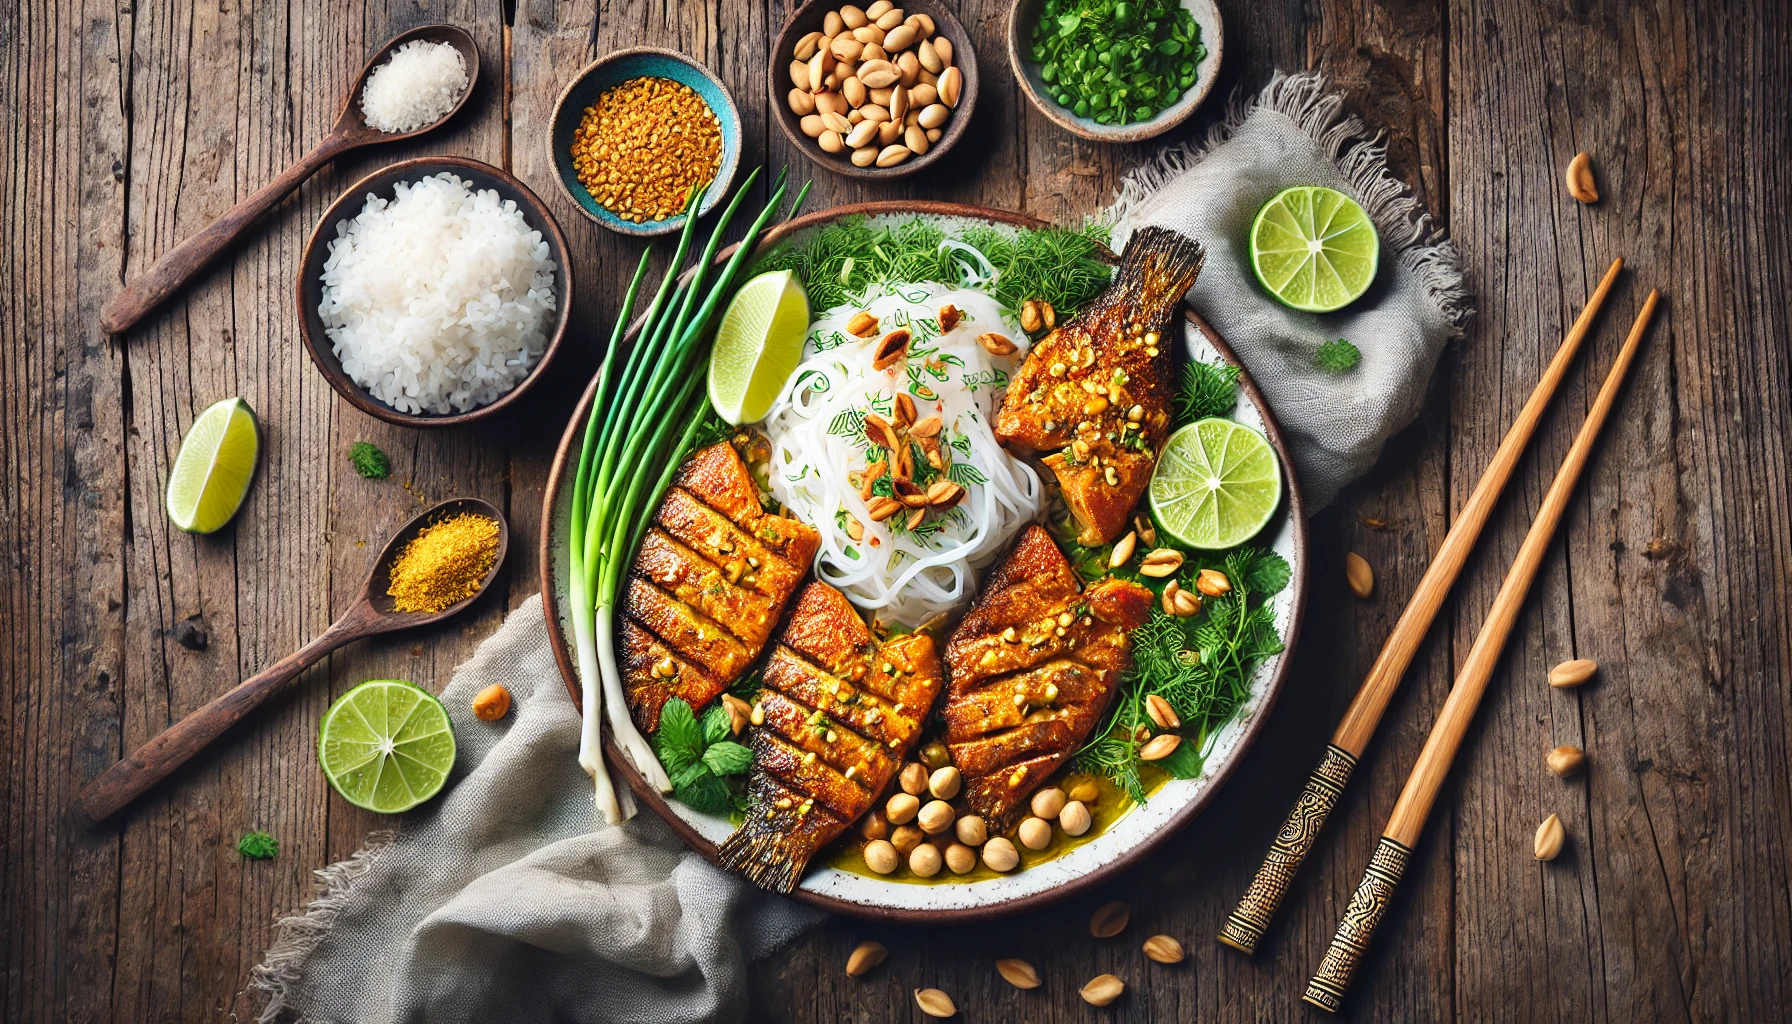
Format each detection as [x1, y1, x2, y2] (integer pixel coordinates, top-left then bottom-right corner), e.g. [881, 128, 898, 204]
[318, 679, 456, 813]
[1150, 418, 1283, 550]
[1249, 186, 1380, 313]
[708, 269, 811, 425]
[166, 397, 260, 533]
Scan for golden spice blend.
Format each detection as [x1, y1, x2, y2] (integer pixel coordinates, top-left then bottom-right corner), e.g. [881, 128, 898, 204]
[570, 76, 722, 223]
[387, 512, 500, 613]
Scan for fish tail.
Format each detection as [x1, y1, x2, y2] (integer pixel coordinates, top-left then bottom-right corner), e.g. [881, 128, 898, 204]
[717, 824, 807, 894]
[1116, 225, 1206, 321]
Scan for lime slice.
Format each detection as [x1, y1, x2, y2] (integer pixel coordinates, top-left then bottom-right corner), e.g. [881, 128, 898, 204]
[166, 397, 260, 533]
[1249, 186, 1380, 313]
[1150, 418, 1283, 550]
[318, 679, 457, 813]
[708, 269, 810, 424]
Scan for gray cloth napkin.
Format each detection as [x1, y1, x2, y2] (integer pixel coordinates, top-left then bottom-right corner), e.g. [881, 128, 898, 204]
[252, 594, 823, 1024]
[1111, 70, 1473, 507]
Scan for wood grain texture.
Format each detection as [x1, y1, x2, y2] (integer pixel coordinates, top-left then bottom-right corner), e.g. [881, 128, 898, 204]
[2, 0, 1788, 1022]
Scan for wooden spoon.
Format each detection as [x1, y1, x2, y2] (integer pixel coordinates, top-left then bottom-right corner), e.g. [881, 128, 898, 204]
[78, 498, 508, 824]
[97, 24, 480, 336]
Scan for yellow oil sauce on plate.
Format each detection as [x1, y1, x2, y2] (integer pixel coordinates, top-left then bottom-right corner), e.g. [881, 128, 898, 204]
[825, 768, 1170, 884]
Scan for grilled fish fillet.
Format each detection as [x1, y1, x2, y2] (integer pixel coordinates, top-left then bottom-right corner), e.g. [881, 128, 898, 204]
[718, 582, 944, 893]
[620, 442, 819, 733]
[941, 525, 1153, 830]
[995, 226, 1206, 545]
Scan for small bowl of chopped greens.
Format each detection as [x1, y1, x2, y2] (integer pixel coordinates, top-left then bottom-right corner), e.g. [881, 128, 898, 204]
[1007, 0, 1221, 142]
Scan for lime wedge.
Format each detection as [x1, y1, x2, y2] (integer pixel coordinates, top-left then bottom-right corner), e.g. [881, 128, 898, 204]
[166, 397, 260, 534]
[318, 679, 456, 813]
[1150, 418, 1283, 550]
[1249, 186, 1380, 313]
[708, 269, 810, 425]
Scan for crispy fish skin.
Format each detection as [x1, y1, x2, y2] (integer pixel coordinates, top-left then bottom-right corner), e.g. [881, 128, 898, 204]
[718, 582, 944, 894]
[942, 526, 1152, 830]
[995, 227, 1206, 545]
[620, 443, 819, 732]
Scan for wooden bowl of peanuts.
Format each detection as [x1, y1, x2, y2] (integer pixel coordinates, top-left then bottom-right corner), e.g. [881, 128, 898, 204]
[770, 0, 978, 178]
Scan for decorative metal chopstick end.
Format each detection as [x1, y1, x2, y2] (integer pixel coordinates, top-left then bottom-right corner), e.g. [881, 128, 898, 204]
[1217, 744, 1358, 954]
[1302, 835, 1414, 1013]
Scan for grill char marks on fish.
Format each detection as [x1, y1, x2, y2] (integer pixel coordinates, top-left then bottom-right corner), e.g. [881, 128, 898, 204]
[718, 582, 944, 894]
[941, 525, 1153, 831]
[620, 442, 819, 732]
[995, 227, 1206, 546]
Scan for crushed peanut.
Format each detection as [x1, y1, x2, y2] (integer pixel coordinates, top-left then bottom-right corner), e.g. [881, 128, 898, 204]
[570, 77, 723, 223]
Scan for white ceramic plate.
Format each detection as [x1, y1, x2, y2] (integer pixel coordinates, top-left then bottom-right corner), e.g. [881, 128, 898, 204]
[540, 204, 1307, 922]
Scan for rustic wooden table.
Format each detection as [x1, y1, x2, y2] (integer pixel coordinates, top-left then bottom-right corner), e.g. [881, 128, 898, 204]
[5, 0, 1788, 1020]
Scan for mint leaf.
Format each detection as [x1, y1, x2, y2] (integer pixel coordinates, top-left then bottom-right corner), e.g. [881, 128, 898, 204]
[674, 770, 733, 815]
[654, 698, 704, 774]
[1314, 338, 1361, 374]
[700, 704, 732, 745]
[671, 761, 712, 790]
[1158, 739, 1205, 779]
[702, 741, 754, 777]
[1245, 550, 1291, 598]
[237, 831, 279, 860]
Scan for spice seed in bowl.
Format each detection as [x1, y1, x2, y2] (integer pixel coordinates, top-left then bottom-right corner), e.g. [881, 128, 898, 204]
[786, 2, 961, 170]
[570, 77, 722, 224]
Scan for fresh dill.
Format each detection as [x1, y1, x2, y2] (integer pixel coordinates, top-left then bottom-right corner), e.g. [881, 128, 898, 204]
[752, 216, 1113, 318]
[1175, 360, 1241, 424]
[1314, 337, 1361, 374]
[1073, 546, 1290, 802]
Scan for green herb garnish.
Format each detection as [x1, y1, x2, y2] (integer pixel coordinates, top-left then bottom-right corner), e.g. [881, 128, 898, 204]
[237, 831, 279, 860]
[1027, 0, 1207, 126]
[1314, 338, 1362, 374]
[1073, 547, 1289, 802]
[1175, 360, 1241, 423]
[653, 697, 753, 816]
[753, 217, 1112, 318]
[348, 441, 390, 479]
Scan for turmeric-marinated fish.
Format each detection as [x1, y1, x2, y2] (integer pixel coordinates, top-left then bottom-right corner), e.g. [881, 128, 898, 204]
[995, 226, 1206, 546]
[941, 525, 1153, 830]
[620, 442, 819, 732]
[718, 582, 944, 893]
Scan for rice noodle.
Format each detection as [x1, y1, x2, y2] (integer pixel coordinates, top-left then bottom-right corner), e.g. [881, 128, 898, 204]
[763, 281, 1042, 624]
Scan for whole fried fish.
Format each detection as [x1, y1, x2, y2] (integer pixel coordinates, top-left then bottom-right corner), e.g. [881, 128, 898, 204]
[995, 226, 1206, 546]
[941, 525, 1153, 830]
[718, 582, 944, 894]
[620, 442, 819, 732]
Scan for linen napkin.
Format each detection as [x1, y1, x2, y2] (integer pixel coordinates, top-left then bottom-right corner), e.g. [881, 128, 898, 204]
[1111, 70, 1473, 507]
[251, 594, 823, 1024]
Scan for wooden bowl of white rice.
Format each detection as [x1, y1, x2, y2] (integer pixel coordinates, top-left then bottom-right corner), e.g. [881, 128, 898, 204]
[298, 156, 572, 427]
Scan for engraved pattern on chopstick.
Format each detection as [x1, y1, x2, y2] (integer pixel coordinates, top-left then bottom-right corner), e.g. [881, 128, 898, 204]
[1217, 744, 1357, 953]
[1302, 836, 1413, 1013]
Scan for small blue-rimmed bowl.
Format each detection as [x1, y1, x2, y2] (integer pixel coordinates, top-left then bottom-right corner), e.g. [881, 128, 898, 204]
[547, 47, 741, 237]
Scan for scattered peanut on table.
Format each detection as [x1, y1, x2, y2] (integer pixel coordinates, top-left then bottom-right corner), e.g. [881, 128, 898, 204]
[1534, 813, 1566, 860]
[471, 683, 511, 721]
[1345, 551, 1375, 598]
[787, 2, 962, 169]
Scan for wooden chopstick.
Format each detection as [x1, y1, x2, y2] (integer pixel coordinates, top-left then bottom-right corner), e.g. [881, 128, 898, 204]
[1217, 257, 1625, 955]
[1302, 289, 1660, 1013]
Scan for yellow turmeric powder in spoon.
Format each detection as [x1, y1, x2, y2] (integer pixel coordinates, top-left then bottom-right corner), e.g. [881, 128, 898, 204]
[387, 511, 499, 613]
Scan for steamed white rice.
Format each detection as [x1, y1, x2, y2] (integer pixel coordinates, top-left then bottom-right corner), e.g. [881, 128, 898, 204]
[318, 172, 558, 415]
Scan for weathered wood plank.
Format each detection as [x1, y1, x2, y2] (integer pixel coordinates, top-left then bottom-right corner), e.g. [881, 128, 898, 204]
[0, 0, 132, 1021]
[1446, 0, 1792, 1022]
